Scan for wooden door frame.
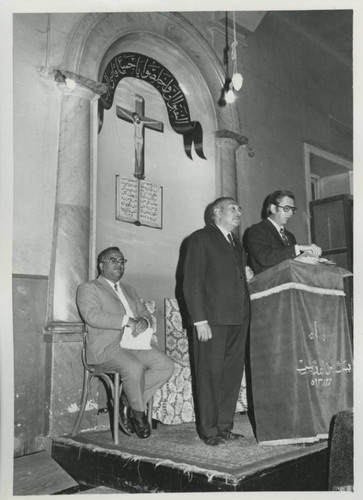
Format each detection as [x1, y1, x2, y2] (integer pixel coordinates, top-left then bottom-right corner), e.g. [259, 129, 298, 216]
[303, 142, 353, 241]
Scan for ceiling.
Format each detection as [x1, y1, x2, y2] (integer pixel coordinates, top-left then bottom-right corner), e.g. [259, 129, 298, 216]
[218, 10, 352, 65]
[267, 10, 353, 65]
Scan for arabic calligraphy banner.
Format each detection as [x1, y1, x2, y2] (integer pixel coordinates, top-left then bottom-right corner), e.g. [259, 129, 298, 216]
[248, 260, 353, 445]
[99, 52, 206, 161]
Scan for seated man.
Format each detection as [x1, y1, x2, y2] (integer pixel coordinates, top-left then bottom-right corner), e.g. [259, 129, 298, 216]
[76, 246, 174, 439]
[246, 190, 322, 274]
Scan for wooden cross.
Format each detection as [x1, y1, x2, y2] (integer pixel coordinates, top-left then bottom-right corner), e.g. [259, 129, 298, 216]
[116, 94, 164, 180]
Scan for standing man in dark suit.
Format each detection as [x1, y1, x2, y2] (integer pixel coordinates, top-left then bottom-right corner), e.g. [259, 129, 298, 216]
[246, 190, 322, 275]
[76, 247, 174, 439]
[183, 197, 250, 446]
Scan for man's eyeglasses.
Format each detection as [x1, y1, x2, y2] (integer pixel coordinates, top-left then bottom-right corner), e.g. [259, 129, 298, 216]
[277, 205, 297, 214]
[103, 257, 127, 265]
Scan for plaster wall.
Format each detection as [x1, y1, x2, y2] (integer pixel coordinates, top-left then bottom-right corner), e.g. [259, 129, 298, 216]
[12, 14, 81, 276]
[96, 31, 216, 330]
[165, 12, 352, 243]
[232, 13, 352, 242]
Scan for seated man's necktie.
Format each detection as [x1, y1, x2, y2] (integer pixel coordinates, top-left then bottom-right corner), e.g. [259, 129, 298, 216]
[280, 227, 290, 246]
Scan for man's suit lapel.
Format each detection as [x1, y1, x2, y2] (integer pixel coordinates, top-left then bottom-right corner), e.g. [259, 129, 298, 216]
[233, 236, 246, 267]
[210, 223, 230, 247]
[97, 276, 128, 315]
[211, 224, 246, 273]
[97, 275, 119, 299]
[118, 282, 138, 318]
[264, 219, 285, 247]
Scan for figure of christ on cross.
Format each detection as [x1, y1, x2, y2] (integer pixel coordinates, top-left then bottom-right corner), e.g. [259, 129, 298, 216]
[116, 94, 164, 180]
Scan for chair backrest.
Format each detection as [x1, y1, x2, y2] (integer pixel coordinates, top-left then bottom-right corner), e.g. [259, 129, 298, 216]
[164, 298, 189, 361]
[81, 324, 95, 373]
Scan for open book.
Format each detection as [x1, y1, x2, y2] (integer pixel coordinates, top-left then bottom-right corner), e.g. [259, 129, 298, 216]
[295, 252, 335, 265]
[116, 176, 162, 229]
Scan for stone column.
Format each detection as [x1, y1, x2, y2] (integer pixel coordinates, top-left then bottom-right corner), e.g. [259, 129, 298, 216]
[40, 68, 107, 438]
[44, 69, 107, 329]
[215, 129, 248, 200]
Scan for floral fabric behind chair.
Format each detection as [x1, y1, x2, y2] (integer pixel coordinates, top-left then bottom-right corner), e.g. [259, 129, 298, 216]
[152, 298, 247, 425]
[140, 299, 158, 346]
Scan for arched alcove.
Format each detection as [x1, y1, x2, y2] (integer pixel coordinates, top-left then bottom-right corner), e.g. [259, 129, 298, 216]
[47, 11, 244, 328]
[63, 11, 240, 133]
[94, 29, 218, 307]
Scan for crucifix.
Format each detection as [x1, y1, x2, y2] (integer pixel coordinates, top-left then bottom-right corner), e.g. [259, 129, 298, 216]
[116, 94, 164, 180]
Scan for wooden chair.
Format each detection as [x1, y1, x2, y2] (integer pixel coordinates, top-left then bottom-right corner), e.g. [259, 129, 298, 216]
[71, 325, 153, 445]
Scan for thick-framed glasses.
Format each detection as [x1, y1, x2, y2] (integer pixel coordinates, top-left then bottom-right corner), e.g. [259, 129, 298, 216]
[277, 205, 297, 214]
[103, 257, 127, 265]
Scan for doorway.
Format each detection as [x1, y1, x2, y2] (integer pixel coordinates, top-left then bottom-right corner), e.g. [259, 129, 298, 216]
[303, 142, 353, 238]
[304, 142, 352, 202]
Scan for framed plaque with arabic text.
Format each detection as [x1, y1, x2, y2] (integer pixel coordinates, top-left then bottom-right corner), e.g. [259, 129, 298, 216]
[115, 175, 163, 229]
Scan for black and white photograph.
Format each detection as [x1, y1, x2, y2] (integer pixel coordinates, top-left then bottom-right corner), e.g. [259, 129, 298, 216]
[0, 0, 360, 497]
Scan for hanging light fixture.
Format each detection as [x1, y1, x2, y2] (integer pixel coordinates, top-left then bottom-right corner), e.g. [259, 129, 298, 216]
[231, 11, 243, 91]
[218, 11, 243, 107]
[218, 12, 232, 106]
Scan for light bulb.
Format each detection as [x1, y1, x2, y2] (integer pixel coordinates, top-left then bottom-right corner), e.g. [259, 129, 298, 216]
[225, 89, 235, 104]
[232, 72, 243, 91]
[65, 78, 76, 90]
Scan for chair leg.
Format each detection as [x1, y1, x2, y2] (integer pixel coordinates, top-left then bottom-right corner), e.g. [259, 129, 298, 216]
[113, 373, 120, 445]
[71, 369, 91, 437]
[147, 397, 153, 428]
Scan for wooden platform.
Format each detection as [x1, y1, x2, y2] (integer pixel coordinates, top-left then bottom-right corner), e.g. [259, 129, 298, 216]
[51, 414, 330, 492]
[13, 450, 78, 495]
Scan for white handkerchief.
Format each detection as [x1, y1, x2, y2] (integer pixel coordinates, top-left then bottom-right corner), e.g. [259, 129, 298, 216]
[120, 326, 153, 350]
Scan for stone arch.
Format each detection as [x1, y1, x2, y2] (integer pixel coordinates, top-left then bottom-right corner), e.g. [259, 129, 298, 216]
[63, 11, 240, 134]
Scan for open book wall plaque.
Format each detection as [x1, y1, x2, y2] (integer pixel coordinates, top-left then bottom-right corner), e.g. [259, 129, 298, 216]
[116, 175, 163, 229]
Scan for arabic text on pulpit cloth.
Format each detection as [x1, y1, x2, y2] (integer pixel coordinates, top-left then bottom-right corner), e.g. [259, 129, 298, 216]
[248, 259, 353, 445]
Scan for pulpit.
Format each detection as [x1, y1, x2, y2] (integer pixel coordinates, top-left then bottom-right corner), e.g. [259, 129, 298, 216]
[248, 259, 353, 445]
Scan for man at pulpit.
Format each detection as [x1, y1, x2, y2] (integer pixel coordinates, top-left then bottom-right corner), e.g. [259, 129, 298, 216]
[76, 246, 174, 439]
[246, 189, 322, 274]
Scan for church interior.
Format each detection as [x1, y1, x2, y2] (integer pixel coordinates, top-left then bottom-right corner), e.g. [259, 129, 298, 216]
[7, 6, 354, 495]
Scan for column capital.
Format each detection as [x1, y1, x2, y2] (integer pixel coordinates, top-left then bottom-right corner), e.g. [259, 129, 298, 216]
[40, 66, 108, 101]
[216, 129, 249, 150]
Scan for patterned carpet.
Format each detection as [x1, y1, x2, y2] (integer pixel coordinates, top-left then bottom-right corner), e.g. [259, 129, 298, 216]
[56, 413, 328, 481]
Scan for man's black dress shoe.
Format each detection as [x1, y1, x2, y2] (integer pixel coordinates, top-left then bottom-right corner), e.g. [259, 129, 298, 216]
[119, 400, 134, 435]
[131, 413, 151, 439]
[201, 435, 225, 446]
[217, 430, 245, 441]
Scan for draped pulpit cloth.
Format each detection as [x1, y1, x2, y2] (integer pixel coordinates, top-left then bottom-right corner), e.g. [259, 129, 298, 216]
[248, 260, 353, 445]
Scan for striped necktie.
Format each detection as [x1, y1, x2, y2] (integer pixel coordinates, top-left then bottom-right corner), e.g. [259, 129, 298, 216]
[227, 233, 235, 246]
[280, 227, 290, 246]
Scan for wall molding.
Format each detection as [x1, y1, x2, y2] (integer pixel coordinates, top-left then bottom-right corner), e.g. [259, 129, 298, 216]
[13, 274, 48, 280]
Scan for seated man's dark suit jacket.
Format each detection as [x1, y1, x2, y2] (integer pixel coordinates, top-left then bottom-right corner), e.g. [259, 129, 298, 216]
[246, 218, 297, 275]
